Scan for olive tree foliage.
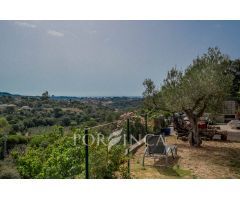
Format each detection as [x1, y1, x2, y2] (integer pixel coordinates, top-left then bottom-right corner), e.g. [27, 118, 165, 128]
[227, 59, 240, 99]
[143, 47, 233, 146]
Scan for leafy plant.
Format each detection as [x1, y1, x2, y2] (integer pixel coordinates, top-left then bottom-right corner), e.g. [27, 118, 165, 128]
[14, 127, 127, 179]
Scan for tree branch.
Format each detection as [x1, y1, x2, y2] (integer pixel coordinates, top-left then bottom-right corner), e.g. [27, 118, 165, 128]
[197, 103, 207, 118]
[192, 96, 205, 111]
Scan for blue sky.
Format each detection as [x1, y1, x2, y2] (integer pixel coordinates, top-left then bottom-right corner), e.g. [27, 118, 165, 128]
[0, 21, 240, 96]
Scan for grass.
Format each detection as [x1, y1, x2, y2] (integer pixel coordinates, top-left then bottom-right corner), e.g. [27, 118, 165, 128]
[154, 165, 193, 178]
[173, 165, 191, 177]
[131, 157, 193, 179]
[229, 158, 240, 175]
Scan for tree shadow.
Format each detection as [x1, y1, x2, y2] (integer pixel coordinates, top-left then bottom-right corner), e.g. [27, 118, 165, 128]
[144, 156, 193, 178]
[177, 140, 240, 177]
[152, 155, 180, 167]
[135, 139, 240, 178]
[193, 144, 240, 173]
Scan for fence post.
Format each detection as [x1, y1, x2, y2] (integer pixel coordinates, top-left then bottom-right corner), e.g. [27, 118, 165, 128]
[127, 118, 130, 176]
[84, 128, 89, 179]
[145, 114, 148, 134]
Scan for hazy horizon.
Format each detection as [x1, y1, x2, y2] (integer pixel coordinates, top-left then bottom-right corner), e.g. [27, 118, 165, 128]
[0, 90, 142, 98]
[1, 21, 240, 96]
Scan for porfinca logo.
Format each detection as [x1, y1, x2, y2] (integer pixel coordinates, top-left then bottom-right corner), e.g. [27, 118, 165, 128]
[108, 129, 123, 151]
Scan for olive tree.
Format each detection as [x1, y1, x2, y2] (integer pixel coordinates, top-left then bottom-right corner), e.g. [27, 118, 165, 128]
[228, 59, 240, 99]
[143, 47, 233, 146]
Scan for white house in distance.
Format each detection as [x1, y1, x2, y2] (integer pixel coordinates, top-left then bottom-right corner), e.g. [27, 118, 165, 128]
[0, 104, 17, 111]
[19, 106, 32, 111]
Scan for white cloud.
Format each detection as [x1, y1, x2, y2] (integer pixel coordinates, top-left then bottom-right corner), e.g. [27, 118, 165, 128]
[47, 30, 64, 37]
[15, 22, 37, 28]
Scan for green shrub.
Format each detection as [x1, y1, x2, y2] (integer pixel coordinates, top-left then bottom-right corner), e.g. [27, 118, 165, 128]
[16, 136, 84, 178]
[39, 137, 84, 178]
[16, 147, 44, 178]
[29, 135, 47, 147]
[61, 117, 71, 126]
[15, 128, 127, 179]
[88, 132, 127, 179]
[29, 126, 64, 147]
[7, 135, 28, 147]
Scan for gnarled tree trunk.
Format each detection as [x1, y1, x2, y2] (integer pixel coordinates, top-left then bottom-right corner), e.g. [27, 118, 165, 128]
[186, 112, 202, 147]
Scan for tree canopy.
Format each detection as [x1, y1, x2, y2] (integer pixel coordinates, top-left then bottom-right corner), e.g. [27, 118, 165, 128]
[143, 47, 234, 146]
[162, 47, 233, 115]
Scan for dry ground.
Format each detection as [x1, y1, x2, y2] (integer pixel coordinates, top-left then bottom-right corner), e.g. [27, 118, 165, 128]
[131, 131, 240, 179]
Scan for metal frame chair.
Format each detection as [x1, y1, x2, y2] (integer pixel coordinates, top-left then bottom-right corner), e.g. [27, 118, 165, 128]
[142, 134, 177, 166]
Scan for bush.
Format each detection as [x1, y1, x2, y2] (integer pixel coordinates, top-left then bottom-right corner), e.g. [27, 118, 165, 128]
[23, 119, 35, 128]
[45, 118, 55, 126]
[8, 135, 28, 144]
[29, 135, 47, 147]
[61, 117, 71, 126]
[85, 119, 97, 127]
[12, 122, 25, 132]
[15, 128, 127, 179]
[39, 137, 84, 178]
[29, 126, 64, 147]
[7, 135, 28, 149]
[0, 134, 28, 147]
[70, 121, 78, 126]
[89, 132, 127, 178]
[16, 147, 44, 178]
[16, 136, 84, 178]
[53, 108, 63, 118]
